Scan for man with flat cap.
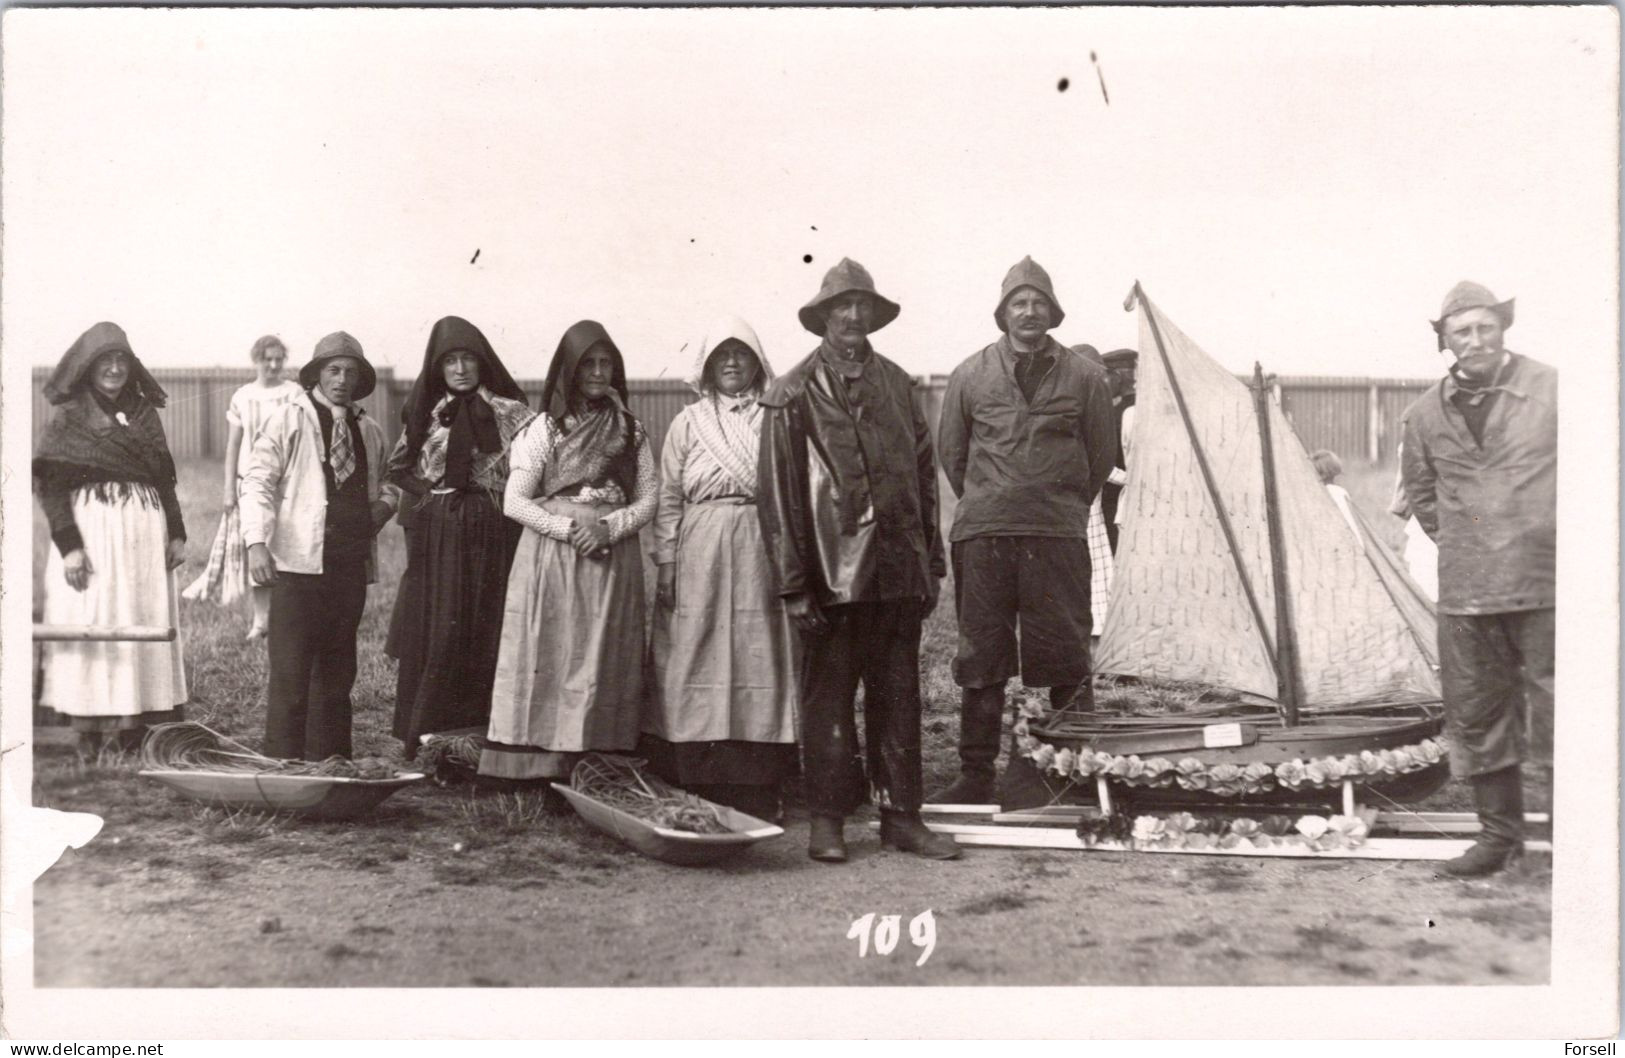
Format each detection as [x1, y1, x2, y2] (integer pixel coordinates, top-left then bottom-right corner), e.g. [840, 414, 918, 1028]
[930, 257, 1116, 805]
[1402, 281, 1556, 877]
[242, 332, 398, 760]
[758, 258, 958, 863]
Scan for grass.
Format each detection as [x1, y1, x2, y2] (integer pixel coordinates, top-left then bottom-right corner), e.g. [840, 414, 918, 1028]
[31, 456, 1464, 833]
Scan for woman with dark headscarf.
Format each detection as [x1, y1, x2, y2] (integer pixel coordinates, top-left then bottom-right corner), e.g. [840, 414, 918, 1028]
[384, 316, 536, 751]
[641, 315, 798, 821]
[481, 320, 657, 781]
[33, 323, 188, 754]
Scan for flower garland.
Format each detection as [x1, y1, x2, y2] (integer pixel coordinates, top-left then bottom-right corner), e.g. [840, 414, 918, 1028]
[1013, 709, 1448, 797]
[1078, 809, 1378, 852]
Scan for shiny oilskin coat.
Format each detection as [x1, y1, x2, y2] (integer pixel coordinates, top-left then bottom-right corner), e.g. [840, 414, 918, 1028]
[937, 335, 1117, 541]
[1401, 352, 1557, 616]
[757, 344, 947, 607]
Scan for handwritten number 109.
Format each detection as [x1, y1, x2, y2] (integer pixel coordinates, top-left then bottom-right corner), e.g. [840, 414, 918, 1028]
[847, 910, 937, 966]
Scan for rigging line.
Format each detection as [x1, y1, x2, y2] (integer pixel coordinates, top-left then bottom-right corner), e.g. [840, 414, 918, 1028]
[1128, 283, 1280, 678]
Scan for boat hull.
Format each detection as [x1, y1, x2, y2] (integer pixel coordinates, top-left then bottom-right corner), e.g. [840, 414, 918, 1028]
[1001, 704, 1449, 812]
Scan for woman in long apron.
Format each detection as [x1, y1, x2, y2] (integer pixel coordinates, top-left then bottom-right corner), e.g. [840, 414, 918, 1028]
[641, 316, 799, 821]
[34, 323, 188, 754]
[385, 316, 536, 751]
[481, 321, 656, 781]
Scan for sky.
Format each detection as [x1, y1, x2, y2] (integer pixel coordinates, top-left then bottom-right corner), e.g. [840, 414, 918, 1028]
[1, 6, 1617, 384]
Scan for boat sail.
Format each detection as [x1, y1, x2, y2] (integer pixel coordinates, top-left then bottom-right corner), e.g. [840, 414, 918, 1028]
[999, 285, 1447, 812]
[1097, 284, 1439, 706]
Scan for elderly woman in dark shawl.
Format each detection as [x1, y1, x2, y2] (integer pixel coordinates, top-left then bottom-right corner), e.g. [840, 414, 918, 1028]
[384, 316, 536, 751]
[641, 315, 798, 821]
[481, 320, 657, 781]
[33, 323, 188, 754]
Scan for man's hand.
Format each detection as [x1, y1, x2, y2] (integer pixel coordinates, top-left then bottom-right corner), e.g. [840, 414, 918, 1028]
[165, 538, 186, 571]
[63, 549, 93, 592]
[656, 563, 676, 610]
[784, 592, 829, 637]
[247, 543, 278, 586]
[370, 499, 394, 535]
[571, 520, 611, 558]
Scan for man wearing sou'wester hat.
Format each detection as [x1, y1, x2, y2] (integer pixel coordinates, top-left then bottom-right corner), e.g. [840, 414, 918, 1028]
[757, 258, 957, 863]
[240, 331, 398, 761]
[930, 257, 1116, 806]
[1401, 281, 1556, 877]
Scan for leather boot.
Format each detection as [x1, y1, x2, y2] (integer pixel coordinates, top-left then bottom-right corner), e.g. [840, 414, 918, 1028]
[1441, 765, 1525, 877]
[928, 685, 1004, 804]
[879, 810, 962, 860]
[808, 815, 848, 863]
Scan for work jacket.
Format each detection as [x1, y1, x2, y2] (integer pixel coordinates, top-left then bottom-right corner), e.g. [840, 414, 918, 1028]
[239, 391, 392, 581]
[937, 335, 1117, 541]
[1401, 352, 1557, 615]
[758, 341, 946, 607]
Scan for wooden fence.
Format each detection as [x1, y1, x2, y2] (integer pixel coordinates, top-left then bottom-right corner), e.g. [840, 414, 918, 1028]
[29, 367, 1434, 466]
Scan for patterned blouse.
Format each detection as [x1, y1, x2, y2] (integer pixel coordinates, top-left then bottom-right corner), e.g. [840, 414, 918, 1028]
[503, 412, 658, 545]
[386, 387, 536, 494]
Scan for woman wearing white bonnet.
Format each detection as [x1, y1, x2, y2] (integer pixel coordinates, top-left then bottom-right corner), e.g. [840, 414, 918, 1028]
[642, 314, 799, 822]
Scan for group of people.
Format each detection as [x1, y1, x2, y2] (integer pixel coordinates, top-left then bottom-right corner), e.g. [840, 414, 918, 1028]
[33, 264, 1553, 877]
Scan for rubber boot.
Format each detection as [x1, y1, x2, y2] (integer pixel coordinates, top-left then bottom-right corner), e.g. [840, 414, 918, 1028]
[879, 810, 963, 860]
[928, 685, 1004, 804]
[1441, 765, 1524, 877]
[808, 815, 848, 863]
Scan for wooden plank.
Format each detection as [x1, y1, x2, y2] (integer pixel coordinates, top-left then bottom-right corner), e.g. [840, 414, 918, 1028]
[33, 624, 176, 643]
[990, 806, 1551, 828]
[867, 822, 1550, 860]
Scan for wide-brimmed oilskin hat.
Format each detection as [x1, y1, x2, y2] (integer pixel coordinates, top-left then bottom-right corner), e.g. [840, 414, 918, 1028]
[299, 330, 377, 400]
[995, 256, 1066, 332]
[798, 258, 901, 336]
[1102, 348, 1139, 368]
[1430, 281, 1515, 350]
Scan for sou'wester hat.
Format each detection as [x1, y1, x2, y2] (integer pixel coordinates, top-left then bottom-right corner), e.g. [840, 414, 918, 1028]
[798, 258, 901, 336]
[1430, 281, 1514, 351]
[995, 256, 1066, 332]
[299, 330, 377, 400]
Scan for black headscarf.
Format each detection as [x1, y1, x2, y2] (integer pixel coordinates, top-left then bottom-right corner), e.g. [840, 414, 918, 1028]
[42, 322, 167, 409]
[398, 316, 526, 491]
[537, 320, 637, 499]
[538, 320, 631, 423]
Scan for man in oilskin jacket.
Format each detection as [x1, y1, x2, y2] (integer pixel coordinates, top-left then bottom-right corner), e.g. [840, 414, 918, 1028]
[757, 258, 959, 865]
[1402, 280, 1557, 878]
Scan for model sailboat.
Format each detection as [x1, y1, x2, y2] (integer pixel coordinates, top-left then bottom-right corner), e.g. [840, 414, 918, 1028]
[1001, 284, 1448, 812]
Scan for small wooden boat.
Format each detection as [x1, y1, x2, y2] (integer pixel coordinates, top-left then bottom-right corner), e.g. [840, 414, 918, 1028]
[1002, 285, 1447, 813]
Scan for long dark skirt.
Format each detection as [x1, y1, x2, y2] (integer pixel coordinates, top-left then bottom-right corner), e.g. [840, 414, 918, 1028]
[387, 490, 522, 749]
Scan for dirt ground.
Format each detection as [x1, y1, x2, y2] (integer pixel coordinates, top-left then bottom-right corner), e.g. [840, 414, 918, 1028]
[25, 458, 1550, 989]
[31, 756, 1551, 989]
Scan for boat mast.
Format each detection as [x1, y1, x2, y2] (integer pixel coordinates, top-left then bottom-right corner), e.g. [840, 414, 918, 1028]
[1252, 362, 1303, 726]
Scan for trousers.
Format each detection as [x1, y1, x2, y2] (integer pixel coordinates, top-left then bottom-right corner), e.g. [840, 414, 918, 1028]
[1438, 608, 1555, 779]
[799, 600, 925, 817]
[265, 561, 368, 760]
